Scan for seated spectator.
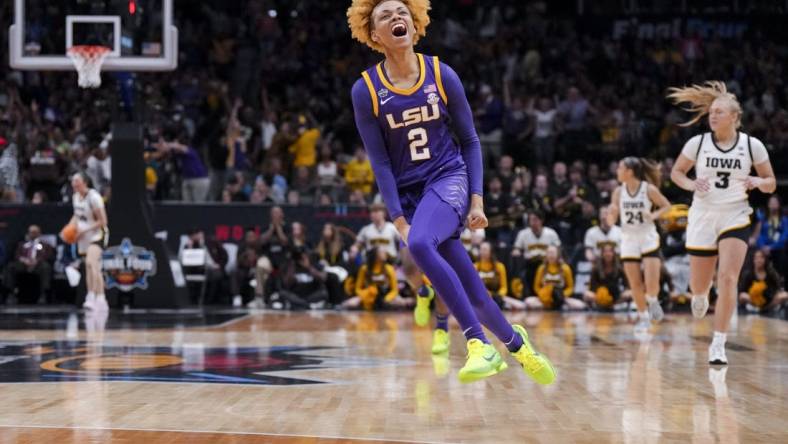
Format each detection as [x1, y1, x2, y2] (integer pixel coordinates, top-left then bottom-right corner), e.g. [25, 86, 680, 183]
[495, 155, 516, 193]
[31, 191, 47, 204]
[583, 244, 631, 310]
[526, 173, 554, 221]
[249, 179, 276, 204]
[291, 166, 315, 204]
[754, 196, 787, 276]
[739, 249, 788, 313]
[2, 225, 54, 304]
[255, 206, 289, 305]
[289, 222, 309, 250]
[316, 223, 348, 267]
[584, 206, 622, 260]
[475, 241, 524, 310]
[355, 203, 399, 259]
[512, 210, 561, 294]
[348, 189, 368, 205]
[554, 164, 595, 246]
[526, 245, 584, 310]
[484, 176, 510, 245]
[344, 147, 374, 196]
[270, 247, 328, 310]
[224, 172, 249, 202]
[232, 228, 265, 309]
[507, 175, 529, 231]
[315, 223, 350, 307]
[258, 157, 288, 203]
[343, 246, 409, 310]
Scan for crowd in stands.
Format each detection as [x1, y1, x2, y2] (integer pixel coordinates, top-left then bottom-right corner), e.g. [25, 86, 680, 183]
[1, 1, 787, 315]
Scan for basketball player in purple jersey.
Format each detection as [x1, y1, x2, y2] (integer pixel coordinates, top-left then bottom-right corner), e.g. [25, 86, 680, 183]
[348, 0, 555, 384]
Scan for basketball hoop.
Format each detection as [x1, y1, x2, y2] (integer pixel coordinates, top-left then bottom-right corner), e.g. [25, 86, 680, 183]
[67, 45, 111, 88]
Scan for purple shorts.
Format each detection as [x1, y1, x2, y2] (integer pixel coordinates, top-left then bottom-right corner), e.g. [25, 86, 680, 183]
[400, 172, 469, 238]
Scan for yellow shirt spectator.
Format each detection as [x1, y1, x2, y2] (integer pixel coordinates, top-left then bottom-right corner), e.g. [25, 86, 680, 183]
[345, 149, 374, 194]
[355, 262, 399, 310]
[475, 259, 508, 298]
[533, 262, 574, 299]
[289, 127, 320, 168]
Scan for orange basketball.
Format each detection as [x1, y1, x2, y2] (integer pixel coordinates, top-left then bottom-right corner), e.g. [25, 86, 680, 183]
[60, 222, 78, 244]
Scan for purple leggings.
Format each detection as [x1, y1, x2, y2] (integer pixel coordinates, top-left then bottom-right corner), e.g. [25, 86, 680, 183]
[407, 190, 518, 345]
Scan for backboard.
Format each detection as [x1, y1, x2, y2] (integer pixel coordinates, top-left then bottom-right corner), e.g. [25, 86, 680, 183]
[9, 0, 177, 71]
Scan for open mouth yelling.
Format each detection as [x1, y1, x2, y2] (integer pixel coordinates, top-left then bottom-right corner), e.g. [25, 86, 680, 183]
[391, 22, 407, 38]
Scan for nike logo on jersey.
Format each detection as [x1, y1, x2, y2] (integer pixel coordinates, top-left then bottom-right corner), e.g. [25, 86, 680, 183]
[385, 103, 441, 129]
[705, 157, 742, 169]
[380, 96, 395, 105]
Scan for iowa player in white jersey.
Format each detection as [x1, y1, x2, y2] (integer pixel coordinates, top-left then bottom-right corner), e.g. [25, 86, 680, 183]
[608, 157, 671, 331]
[669, 82, 776, 365]
[69, 173, 109, 312]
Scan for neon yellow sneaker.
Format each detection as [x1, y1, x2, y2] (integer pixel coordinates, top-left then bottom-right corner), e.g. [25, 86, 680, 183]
[431, 328, 450, 354]
[431, 352, 450, 377]
[458, 339, 508, 383]
[413, 285, 434, 327]
[510, 324, 556, 385]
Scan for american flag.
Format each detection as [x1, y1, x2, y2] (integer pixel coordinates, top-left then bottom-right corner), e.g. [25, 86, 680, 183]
[423, 84, 437, 93]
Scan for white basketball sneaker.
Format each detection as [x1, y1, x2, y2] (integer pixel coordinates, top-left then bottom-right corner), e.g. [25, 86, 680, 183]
[647, 298, 664, 322]
[94, 295, 109, 312]
[691, 295, 709, 319]
[708, 341, 728, 365]
[82, 293, 96, 311]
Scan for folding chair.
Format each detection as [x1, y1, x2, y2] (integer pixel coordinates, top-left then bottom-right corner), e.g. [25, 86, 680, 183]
[180, 248, 207, 306]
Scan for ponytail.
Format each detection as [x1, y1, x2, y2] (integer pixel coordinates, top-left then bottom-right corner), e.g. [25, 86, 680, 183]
[622, 157, 661, 186]
[666, 81, 742, 128]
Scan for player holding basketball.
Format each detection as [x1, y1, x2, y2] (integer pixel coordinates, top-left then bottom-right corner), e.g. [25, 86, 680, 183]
[348, 0, 554, 384]
[669, 82, 776, 365]
[69, 172, 110, 311]
[608, 157, 671, 332]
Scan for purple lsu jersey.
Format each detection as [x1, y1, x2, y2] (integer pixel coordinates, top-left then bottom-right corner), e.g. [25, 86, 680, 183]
[359, 54, 466, 190]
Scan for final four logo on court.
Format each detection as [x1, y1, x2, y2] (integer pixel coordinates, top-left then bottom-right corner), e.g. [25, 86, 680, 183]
[102, 238, 157, 291]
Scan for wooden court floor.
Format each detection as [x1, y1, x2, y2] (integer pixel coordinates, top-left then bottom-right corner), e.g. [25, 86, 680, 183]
[0, 309, 786, 443]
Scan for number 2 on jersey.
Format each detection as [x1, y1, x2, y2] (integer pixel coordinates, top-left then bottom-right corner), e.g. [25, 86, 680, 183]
[407, 128, 431, 161]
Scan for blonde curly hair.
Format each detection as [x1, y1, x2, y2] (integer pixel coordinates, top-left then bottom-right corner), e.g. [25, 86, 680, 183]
[666, 81, 742, 128]
[347, 0, 431, 53]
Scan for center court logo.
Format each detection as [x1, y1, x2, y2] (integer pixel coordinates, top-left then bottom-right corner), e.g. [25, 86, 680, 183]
[0, 341, 409, 385]
[102, 238, 157, 291]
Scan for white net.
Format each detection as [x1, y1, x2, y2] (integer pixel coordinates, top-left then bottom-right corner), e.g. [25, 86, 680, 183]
[67, 45, 111, 88]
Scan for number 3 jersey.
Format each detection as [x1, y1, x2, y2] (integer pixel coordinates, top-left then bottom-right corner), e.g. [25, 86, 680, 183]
[354, 53, 466, 192]
[680, 131, 769, 210]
